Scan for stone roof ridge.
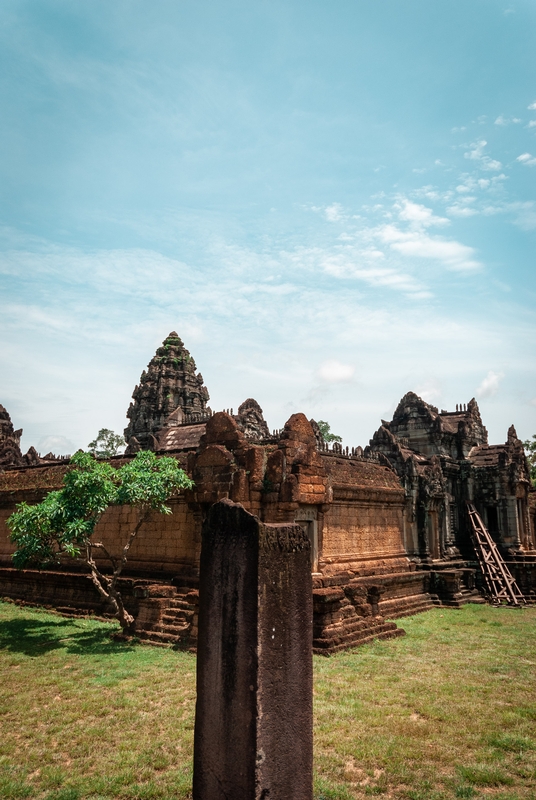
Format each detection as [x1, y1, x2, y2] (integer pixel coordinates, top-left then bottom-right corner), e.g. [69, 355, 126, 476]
[392, 391, 439, 422]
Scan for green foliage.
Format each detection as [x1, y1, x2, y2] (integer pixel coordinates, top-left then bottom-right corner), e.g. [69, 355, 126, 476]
[261, 476, 274, 494]
[523, 435, 536, 486]
[8, 452, 117, 569]
[8, 451, 192, 571]
[87, 428, 126, 459]
[7, 452, 194, 630]
[115, 451, 192, 513]
[317, 420, 343, 444]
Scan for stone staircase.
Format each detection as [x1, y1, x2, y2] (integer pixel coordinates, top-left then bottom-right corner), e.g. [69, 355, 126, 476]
[427, 566, 486, 608]
[313, 615, 404, 655]
[379, 592, 436, 619]
[312, 586, 405, 655]
[133, 584, 198, 649]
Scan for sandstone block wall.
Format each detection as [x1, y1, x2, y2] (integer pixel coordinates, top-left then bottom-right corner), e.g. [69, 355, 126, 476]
[0, 494, 199, 578]
[321, 498, 407, 571]
[319, 456, 408, 576]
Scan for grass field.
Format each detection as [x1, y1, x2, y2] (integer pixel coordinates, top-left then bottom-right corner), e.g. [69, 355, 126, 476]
[0, 600, 535, 800]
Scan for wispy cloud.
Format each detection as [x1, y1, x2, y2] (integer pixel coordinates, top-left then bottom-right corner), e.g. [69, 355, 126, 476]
[494, 115, 521, 126]
[377, 224, 481, 272]
[396, 199, 449, 227]
[464, 140, 502, 171]
[508, 202, 536, 231]
[325, 203, 344, 222]
[317, 360, 355, 383]
[476, 371, 504, 399]
[517, 153, 536, 167]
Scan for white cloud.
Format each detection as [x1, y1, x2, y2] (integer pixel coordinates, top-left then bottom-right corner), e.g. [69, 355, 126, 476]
[527, 121, 536, 128]
[464, 140, 502, 171]
[325, 203, 344, 222]
[517, 153, 536, 166]
[528, 102, 536, 110]
[37, 435, 76, 456]
[494, 116, 521, 125]
[414, 379, 442, 404]
[396, 199, 449, 227]
[476, 371, 504, 399]
[317, 360, 355, 383]
[317, 249, 432, 298]
[378, 225, 481, 272]
[447, 205, 478, 218]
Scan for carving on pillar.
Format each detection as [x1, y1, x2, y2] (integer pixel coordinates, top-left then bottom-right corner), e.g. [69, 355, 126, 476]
[124, 332, 211, 452]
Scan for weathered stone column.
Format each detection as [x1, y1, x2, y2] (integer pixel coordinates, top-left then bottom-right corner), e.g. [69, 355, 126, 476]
[193, 499, 313, 800]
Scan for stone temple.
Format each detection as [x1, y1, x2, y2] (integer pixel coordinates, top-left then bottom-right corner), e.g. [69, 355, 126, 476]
[0, 333, 534, 652]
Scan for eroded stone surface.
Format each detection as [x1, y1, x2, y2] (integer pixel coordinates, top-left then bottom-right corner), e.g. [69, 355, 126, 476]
[0, 405, 24, 468]
[367, 393, 534, 566]
[193, 500, 313, 800]
[124, 332, 210, 451]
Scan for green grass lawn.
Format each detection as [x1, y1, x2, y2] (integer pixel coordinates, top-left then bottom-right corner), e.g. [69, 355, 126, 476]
[0, 600, 535, 800]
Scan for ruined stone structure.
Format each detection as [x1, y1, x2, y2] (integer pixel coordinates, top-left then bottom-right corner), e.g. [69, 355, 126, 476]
[366, 393, 534, 557]
[0, 334, 534, 652]
[125, 332, 211, 452]
[0, 404, 48, 469]
[366, 393, 535, 602]
[0, 405, 23, 468]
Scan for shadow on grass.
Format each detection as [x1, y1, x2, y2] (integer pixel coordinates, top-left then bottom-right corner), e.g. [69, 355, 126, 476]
[0, 616, 137, 657]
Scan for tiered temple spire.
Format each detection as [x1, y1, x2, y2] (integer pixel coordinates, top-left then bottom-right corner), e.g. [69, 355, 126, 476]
[124, 332, 210, 451]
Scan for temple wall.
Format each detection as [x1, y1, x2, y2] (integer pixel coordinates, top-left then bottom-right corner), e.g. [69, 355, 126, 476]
[318, 456, 408, 575]
[0, 506, 16, 564]
[322, 499, 405, 558]
[89, 498, 200, 575]
[0, 493, 200, 578]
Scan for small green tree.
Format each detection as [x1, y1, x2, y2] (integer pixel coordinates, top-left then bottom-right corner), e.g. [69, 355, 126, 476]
[8, 450, 193, 632]
[523, 435, 536, 487]
[317, 420, 343, 444]
[87, 428, 126, 458]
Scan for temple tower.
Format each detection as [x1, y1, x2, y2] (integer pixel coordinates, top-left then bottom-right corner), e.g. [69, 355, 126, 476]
[124, 332, 210, 451]
[0, 405, 24, 468]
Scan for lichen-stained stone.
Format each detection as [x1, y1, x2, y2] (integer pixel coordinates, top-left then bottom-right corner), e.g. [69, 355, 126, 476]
[124, 332, 210, 451]
[0, 405, 24, 468]
[234, 398, 270, 441]
[193, 500, 313, 800]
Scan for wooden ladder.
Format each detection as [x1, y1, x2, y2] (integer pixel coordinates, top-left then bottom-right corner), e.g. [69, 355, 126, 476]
[466, 503, 525, 606]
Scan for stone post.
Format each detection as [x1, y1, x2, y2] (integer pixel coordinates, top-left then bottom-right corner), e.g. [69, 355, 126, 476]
[193, 499, 313, 800]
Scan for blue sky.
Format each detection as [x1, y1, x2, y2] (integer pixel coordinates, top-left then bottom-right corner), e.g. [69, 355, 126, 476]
[1, 0, 535, 454]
